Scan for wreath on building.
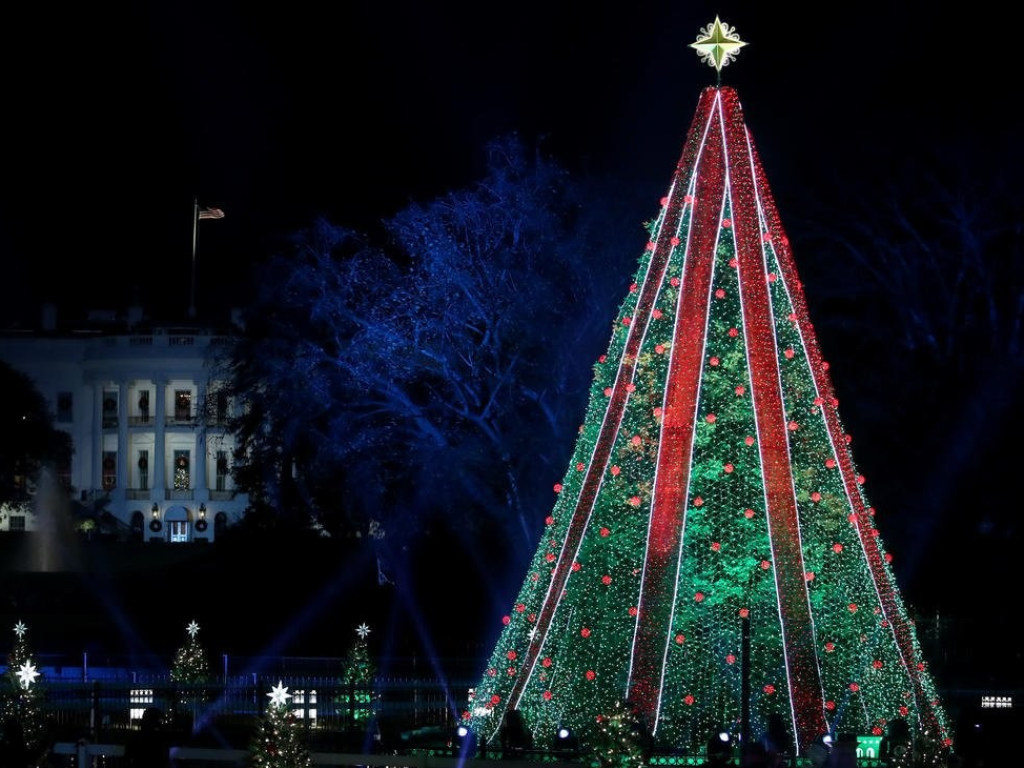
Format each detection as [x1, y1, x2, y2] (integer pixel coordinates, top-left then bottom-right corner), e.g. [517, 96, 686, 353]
[150, 519, 162, 532]
[195, 519, 208, 533]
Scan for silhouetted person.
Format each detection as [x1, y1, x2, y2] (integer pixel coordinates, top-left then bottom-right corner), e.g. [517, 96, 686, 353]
[499, 708, 533, 756]
[826, 732, 858, 768]
[705, 730, 733, 767]
[126, 707, 170, 768]
[741, 740, 769, 768]
[880, 718, 911, 767]
[760, 713, 792, 767]
[0, 716, 28, 768]
[807, 733, 833, 768]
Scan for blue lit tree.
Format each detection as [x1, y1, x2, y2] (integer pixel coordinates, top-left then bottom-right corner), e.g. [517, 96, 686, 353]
[225, 135, 638, 570]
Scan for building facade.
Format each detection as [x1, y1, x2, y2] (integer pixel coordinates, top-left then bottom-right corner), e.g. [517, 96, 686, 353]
[0, 307, 248, 542]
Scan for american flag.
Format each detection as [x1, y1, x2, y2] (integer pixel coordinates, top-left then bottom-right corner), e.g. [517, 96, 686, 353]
[198, 206, 225, 220]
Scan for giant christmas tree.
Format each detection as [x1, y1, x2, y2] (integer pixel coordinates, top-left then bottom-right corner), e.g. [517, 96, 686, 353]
[464, 18, 952, 762]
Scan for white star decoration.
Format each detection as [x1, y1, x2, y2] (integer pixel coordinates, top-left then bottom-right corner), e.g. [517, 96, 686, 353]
[690, 16, 747, 72]
[267, 680, 292, 707]
[356, 623, 371, 639]
[17, 661, 39, 689]
[14, 621, 26, 639]
[186, 621, 200, 639]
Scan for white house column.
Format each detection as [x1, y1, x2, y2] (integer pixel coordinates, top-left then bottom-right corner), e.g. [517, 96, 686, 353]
[91, 381, 104, 496]
[153, 380, 166, 498]
[115, 380, 128, 501]
[194, 380, 207, 496]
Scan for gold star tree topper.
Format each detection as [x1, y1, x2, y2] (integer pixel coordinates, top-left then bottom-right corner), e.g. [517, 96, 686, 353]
[690, 16, 747, 72]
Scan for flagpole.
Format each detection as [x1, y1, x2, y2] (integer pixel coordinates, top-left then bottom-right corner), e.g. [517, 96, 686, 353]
[189, 197, 199, 319]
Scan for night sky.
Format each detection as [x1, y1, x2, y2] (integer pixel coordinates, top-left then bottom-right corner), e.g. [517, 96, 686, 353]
[1, 3, 1022, 663]
[3, 3, 1014, 318]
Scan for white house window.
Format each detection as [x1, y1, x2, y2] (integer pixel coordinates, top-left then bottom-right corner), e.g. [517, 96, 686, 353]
[168, 520, 189, 543]
[173, 451, 190, 490]
[103, 391, 118, 428]
[137, 450, 149, 491]
[137, 391, 151, 423]
[174, 390, 192, 422]
[102, 451, 117, 490]
[56, 392, 73, 423]
[215, 450, 228, 492]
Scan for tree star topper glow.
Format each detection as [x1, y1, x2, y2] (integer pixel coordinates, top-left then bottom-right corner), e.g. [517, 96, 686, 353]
[690, 16, 747, 71]
[267, 680, 292, 708]
[14, 620, 26, 638]
[17, 660, 39, 689]
[356, 623, 371, 639]
[186, 620, 200, 639]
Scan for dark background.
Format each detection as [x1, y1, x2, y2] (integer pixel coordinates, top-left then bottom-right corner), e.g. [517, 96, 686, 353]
[2, 2, 1015, 319]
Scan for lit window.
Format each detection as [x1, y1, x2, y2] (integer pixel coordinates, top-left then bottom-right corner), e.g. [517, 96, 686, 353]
[174, 390, 192, 421]
[129, 689, 153, 722]
[168, 520, 189, 543]
[174, 450, 190, 490]
[102, 451, 117, 490]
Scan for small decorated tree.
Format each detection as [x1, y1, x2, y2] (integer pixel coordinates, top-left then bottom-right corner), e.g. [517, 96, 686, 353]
[589, 699, 649, 768]
[170, 620, 211, 717]
[1, 620, 47, 756]
[339, 623, 377, 724]
[248, 681, 313, 768]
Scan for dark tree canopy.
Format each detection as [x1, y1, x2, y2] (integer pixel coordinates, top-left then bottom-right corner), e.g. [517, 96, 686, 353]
[0, 360, 71, 506]
[789, 139, 1024, 612]
[225, 136, 640, 583]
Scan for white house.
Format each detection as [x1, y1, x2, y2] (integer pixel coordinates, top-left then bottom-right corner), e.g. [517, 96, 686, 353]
[0, 304, 248, 542]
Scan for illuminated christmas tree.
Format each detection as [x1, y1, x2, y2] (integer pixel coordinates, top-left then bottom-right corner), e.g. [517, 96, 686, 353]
[248, 681, 313, 768]
[464, 17, 952, 762]
[170, 620, 211, 714]
[339, 623, 377, 724]
[1, 620, 47, 755]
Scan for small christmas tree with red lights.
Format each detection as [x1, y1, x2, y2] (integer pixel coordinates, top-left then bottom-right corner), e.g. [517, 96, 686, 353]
[464, 17, 952, 763]
[248, 681, 313, 768]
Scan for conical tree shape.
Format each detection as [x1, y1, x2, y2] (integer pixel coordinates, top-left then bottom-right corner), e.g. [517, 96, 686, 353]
[464, 86, 953, 760]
